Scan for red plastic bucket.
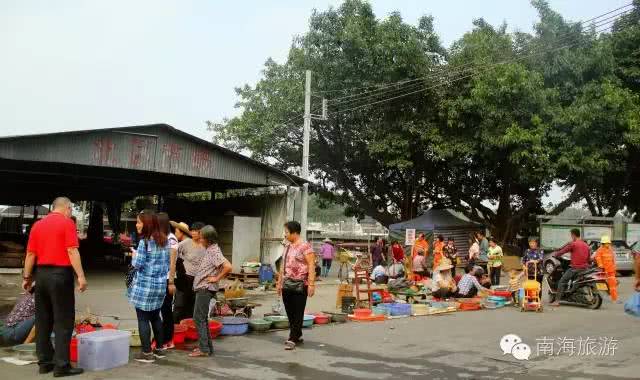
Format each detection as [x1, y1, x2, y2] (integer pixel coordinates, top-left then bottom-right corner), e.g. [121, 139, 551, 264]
[173, 324, 187, 344]
[70, 338, 78, 362]
[208, 320, 222, 338]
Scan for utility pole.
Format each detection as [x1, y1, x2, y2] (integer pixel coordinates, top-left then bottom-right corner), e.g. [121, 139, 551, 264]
[301, 70, 311, 240]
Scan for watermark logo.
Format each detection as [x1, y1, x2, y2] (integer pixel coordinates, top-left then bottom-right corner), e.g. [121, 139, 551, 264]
[501, 334, 618, 360]
[536, 336, 618, 357]
[500, 334, 531, 361]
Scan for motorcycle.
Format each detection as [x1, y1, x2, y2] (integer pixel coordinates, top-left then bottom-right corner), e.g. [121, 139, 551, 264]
[543, 253, 608, 309]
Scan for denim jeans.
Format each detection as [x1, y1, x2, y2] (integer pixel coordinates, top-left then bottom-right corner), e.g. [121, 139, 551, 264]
[322, 259, 332, 277]
[193, 289, 216, 354]
[135, 308, 163, 353]
[2, 316, 35, 345]
[557, 268, 579, 300]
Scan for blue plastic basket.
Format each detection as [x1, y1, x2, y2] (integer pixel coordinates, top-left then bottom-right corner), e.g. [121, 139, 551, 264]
[220, 317, 249, 336]
[389, 303, 411, 316]
[372, 304, 390, 316]
[302, 315, 315, 328]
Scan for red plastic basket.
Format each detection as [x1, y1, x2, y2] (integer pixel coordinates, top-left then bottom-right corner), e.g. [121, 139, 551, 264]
[209, 320, 223, 338]
[353, 308, 372, 318]
[75, 324, 96, 334]
[173, 324, 187, 344]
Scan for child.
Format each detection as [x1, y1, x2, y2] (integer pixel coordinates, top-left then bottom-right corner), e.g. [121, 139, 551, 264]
[522, 238, 544, 295]
[509, 270, 524, 305]
[443, 238, 458, 276]
[487, 238, 504, 286]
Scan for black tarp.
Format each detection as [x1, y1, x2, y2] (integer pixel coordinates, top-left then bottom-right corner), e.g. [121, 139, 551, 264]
[389, 209, 482, 255]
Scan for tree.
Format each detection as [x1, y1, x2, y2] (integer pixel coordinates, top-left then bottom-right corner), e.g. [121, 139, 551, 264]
[209, 0, 448, 226]
[437, 19, 556, 240]
[527, 0, 640, 217]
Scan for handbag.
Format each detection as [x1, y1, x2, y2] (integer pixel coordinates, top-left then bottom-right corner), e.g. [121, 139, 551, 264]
[282, 246, 305, 294]
[126, 240, 146, 288]
[125, 264, 136, 288]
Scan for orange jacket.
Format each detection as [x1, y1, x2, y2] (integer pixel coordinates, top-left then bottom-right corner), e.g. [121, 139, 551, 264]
[594, 245, 616, 272]
[412, 239, 430, 259]
[433, 241, 444, 268]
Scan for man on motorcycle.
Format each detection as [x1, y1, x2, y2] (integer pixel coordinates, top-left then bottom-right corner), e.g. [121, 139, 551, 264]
[550, 228, 591, 306]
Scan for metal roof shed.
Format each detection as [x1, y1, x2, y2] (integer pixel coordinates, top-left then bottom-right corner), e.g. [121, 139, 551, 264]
[0, 124, 304, 204]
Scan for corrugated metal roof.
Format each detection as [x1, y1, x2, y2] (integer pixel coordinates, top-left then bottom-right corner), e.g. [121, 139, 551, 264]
[0, 124, 304, 187]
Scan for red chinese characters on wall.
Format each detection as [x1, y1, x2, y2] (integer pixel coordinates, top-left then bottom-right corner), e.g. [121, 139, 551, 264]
[129, 137, 152, 168]
[192, 148, 211, 171]
[92, 137, 118, 166]
[161, 143, 182, 170]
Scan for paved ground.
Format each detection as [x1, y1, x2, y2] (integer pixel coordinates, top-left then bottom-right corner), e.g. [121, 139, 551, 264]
[1, 270, 639, 380]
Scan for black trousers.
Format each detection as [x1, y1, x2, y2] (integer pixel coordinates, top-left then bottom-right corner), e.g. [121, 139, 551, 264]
[35, 266, 75, 369]
[282, 287, 308, 343]
[173, 275, 195, 322]
[490, 266, 502, 286]
[161, 284, 174, 344]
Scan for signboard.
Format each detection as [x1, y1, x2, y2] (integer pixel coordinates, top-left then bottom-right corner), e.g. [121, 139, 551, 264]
[540, 225, 575, 250]
[405, 229, 416, 246]
[627, 223, 640, 245]
[583, 226, 614, 242]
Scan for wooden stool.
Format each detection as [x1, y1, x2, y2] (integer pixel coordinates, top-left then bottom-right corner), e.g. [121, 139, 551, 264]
[353, 270, 373, 309]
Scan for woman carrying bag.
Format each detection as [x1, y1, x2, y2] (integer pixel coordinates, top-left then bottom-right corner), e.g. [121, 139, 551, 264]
[276, 221, 316, 351]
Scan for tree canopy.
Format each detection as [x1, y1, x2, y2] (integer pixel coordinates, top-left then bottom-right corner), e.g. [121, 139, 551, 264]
[209, 0, 640, 240]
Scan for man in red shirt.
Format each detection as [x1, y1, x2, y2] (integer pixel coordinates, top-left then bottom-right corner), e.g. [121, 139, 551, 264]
[550, 228, 591, 307]
[22, 197, 87, 377]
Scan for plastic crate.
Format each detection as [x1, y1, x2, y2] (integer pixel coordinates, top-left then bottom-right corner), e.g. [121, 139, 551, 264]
[77, 330, 131, 371]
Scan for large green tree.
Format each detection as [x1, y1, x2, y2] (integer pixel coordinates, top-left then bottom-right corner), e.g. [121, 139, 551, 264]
[437, 20, 556, 240]
[211, 0, 640, 237]
[527, 0, 640, 217]
[210, 0, 448, 226]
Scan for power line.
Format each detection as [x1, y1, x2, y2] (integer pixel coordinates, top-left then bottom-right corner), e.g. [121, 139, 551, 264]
[268, 3, 635, 129]
[328, 20, 624, 112]
[330, 16, 632, 115]
[324, 3, 634, 106]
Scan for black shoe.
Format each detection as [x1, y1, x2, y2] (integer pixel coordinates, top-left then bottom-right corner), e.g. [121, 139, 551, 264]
[39, 364, 54, 374]
[152, 349, 167, 359]
[53, 367, 84, 377]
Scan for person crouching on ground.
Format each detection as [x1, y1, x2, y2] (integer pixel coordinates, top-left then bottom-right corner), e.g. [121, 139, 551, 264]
[129, 210, 170, 363]
[592, 236, 619, 303]
[456, 265, 491, 298]
[431, 259, 457, 299]
[276, 221, 316, 351]
[412, 249, 429, 280]
[190, 225, 232, 358]
[2, 284, 36, 345]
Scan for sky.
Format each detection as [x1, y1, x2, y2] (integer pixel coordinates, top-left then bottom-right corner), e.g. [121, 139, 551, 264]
[0, 0, 630, 204]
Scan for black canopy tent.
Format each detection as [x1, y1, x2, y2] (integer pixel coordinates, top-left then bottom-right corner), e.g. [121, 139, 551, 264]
[389, 209, 483, 255]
